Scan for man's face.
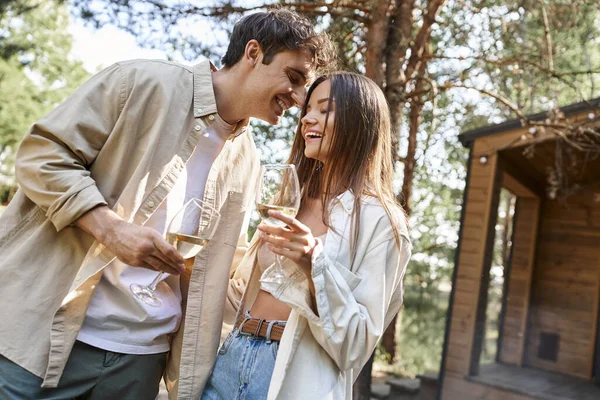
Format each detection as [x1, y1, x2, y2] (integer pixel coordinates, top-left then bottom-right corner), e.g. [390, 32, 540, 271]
[247, 48, 316, 125]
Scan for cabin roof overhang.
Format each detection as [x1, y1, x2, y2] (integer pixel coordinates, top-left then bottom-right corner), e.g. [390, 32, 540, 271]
[459, 97, 600, 147]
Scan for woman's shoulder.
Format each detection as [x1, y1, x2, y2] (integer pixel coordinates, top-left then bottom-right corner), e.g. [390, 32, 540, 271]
[331, 191, 407, 229]
[354, 195, 408, 238]
[361, 194, 406, 218]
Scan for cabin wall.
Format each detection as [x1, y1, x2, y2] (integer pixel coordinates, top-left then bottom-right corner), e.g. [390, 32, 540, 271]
[498, 197, 540, 365]
[523, 182, 600, 378]
[442, 141, 500, 379]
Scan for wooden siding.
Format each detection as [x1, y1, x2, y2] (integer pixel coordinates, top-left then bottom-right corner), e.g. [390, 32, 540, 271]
[442, 141, 500, 377]
[498, 197, 541, 366]
[523, 182, 600, 378]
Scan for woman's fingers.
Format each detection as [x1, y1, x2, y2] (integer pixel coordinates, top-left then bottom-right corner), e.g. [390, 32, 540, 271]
[267, 244, 302, 262]
[260, 232, 309, 252]
[257, 223, 289, 237]
[266, 210, 311, 233]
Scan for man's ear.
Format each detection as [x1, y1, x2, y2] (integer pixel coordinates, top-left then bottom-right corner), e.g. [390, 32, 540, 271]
[244, 40, 263, 67]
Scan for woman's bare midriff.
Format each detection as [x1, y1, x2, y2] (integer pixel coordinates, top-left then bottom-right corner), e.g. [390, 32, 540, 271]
[250, 290, 292, 320]
[249, 197, 328, 322]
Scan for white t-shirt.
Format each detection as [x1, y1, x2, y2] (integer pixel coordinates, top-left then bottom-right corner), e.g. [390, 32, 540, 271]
[77, 114, 235, 354]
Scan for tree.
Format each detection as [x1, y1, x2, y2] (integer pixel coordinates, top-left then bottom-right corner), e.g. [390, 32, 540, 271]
[71, 0, 600, 397]
[0, 0, 89, 191]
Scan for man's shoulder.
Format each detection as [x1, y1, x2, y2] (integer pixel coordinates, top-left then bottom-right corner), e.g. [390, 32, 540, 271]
[113, 59, 195, 81]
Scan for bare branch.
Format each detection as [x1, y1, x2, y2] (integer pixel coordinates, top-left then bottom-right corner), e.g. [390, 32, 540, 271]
[445, 83, 528, 120]
[539, 0, 555, 73]
[405, 0, 446, 81]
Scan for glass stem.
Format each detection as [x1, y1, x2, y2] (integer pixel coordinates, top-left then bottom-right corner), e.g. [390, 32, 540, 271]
[275, 255, 285, 274]
[148, 272, 165, 291]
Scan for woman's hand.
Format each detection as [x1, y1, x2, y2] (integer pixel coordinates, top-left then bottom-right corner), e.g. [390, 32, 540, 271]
[257, 210, 319, 272]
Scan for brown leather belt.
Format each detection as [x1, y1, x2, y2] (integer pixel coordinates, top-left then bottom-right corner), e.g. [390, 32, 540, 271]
[237, 317, 286, 342]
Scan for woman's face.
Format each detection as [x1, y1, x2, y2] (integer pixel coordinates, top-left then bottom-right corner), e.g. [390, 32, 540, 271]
[300, 79, 335, 163]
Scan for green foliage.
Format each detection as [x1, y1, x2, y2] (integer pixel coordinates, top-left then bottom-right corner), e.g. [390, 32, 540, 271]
[0, 0, 89, 185]
[437, 0, 600, 125]
[392, 135, 467, 375]
[0, 183, 17, 204]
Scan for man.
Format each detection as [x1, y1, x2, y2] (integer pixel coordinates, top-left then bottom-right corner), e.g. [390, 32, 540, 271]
[0, 9, 336, 400]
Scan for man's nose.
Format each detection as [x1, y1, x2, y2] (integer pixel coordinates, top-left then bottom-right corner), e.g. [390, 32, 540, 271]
[291, 87, 307, 108]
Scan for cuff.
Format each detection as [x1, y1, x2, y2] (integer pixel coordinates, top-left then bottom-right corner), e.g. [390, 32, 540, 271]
[47, 177, 108, 231]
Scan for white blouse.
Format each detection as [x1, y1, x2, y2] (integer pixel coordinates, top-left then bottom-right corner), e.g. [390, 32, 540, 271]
[221, 190, 411, 400]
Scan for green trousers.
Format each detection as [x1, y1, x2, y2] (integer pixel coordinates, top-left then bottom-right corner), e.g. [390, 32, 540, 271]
[0, 340, 167, 400]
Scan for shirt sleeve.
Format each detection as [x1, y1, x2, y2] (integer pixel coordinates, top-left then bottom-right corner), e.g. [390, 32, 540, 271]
[263, 231, 411, 372]
[14, 63, 127, 231]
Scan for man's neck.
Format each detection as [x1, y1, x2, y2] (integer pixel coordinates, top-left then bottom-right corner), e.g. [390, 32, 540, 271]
[211, 67, 247, 125]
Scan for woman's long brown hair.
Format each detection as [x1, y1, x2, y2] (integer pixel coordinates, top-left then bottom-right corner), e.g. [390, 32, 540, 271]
[287, 72, 406, 255]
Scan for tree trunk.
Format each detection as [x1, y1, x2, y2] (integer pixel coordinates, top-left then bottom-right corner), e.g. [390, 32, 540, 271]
[364, 0, 392, 87]
[384, 0, 414, 161]
[400, 97, 422, 215]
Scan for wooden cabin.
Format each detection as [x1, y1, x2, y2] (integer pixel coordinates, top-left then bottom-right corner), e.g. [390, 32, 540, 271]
[438, 98, 600, 400]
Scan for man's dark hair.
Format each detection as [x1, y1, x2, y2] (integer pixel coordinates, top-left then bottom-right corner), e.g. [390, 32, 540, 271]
[221, 8, 336, 70]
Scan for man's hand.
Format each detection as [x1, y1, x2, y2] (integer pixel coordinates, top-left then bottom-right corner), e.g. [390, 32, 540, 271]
[76, 206, 185, 275]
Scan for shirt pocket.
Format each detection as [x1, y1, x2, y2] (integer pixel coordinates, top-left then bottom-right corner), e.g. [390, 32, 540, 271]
[332, 261, 363, 292]
[224, 190, 246, 247]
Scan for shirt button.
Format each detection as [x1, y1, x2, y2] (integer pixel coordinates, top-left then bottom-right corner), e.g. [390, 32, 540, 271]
[75, 274, 81, 281]
[194, 125, 201, 131]
[197, 108, 203, 113]
[208, 115, 215, 121]
[148, 201, 155, 208]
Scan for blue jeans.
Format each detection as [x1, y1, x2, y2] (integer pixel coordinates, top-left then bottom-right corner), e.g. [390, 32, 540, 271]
[201, 329, 280, 400]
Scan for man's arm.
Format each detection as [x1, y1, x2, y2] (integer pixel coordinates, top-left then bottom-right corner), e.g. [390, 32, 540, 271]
[76, 206, 184, 274]
[15, 62, 184, 274]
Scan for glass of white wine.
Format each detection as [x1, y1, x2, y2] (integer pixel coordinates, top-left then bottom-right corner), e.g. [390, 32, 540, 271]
[256, 164, 301, 283]
[130, 198, 221, 307]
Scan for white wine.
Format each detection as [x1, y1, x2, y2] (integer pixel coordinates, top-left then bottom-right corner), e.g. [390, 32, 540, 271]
[166, 233, 209, 259]
[256, 204, 297, 227]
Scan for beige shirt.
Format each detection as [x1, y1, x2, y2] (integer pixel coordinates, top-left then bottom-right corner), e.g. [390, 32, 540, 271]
[224, 191, 412, 399]
[0, 59, 260, 399]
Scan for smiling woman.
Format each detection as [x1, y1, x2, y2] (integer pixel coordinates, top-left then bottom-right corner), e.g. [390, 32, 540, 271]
[300, 79, 335, 162]
[202, 72, 411, 400]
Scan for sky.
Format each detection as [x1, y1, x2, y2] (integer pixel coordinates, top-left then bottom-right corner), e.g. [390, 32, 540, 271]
[69, 19, 168, 72]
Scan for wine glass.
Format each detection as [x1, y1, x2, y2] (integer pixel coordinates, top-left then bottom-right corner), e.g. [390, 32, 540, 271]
[130, 198, 221, 307]
[256, 164, 301, 283]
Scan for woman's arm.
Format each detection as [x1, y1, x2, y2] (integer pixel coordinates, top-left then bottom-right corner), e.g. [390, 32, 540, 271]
[259, 209, 411, 371]
[307, 235, 410, 371]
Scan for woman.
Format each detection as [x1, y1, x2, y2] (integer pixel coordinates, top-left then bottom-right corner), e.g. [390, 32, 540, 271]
[202, 72, 411, 399]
